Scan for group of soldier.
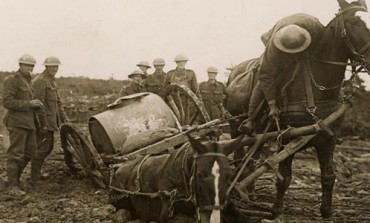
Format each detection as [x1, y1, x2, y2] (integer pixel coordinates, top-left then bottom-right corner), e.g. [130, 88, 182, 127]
[2, 54, 68, 196]
[1, 13, 322, 199]
[120, 54, 228, 120]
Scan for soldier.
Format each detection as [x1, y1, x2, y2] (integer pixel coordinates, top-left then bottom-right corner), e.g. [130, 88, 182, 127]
[3, 55, 44, 196]
[163, 54, 199, 124]
[136, 61, 151, 76]
[163, 54, 198, 94]
[32, 56, 69, 181]
[119, 69, 147, 97]
[199, 67, 228, 120]
[143, 58, 166, 96]
[239, 14, 324, 135]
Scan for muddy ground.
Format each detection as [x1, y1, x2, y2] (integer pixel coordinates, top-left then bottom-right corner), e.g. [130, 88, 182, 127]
[0, 130, 369, 223]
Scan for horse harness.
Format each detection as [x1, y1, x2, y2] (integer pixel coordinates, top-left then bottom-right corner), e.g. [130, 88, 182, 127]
[109, 143, 230, 218]
[282, 5, 370, 121]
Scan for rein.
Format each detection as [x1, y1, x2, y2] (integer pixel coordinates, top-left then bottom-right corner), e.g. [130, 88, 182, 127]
[311, 5, 370, 75]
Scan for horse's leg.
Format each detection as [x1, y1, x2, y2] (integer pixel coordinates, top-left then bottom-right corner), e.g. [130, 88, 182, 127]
[314, 136, 336, 219]
[160, 199, 171, 223]
[272, 153, 295, 218]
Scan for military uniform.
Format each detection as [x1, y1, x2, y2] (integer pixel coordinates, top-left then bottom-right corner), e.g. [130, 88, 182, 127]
[3, 71, 38, 187]
[32, 71, 68, 165]
[143, 70, 166, 96]
[119, 82, 146, 97]
[259, 13, 324, 103]
[163, 68, 198, 93]
[199, 80, 227, 120]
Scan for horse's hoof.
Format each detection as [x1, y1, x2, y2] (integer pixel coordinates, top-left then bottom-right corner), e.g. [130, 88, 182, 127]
[261, 215, 284, 223]
[271, 202, 283, 219]
[321, 216, 334, 223]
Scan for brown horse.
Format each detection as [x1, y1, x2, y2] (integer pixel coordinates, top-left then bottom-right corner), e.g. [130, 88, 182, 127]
[226, 0, 370, 220]
[110, 134, 244, 223]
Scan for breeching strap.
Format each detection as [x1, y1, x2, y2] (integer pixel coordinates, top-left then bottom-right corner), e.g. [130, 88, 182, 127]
[304, 64, 316, 111]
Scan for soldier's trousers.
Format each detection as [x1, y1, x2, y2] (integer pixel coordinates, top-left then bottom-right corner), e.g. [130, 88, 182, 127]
[35, 130, 55, 162]
[6, 127, 36, 186]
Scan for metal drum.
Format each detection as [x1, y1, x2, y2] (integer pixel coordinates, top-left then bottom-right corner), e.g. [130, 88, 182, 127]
[89, 93, 181, 155]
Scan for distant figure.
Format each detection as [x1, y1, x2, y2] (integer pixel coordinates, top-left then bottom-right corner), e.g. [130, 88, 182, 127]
[143, 58, 166, 97]
[163, 54, 198, 94]
[3, 55, 43, 196]
[136, 61, 151, 76]
[119, 70, 147, 97]
[199, 67, 228, 120]
[32, 56, 69, 181]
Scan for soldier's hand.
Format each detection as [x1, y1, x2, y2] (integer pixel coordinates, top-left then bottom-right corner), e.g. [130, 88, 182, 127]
[268, 105, 279, 120]
[30, 100, 43, 109]
[64, 117, 70, 123]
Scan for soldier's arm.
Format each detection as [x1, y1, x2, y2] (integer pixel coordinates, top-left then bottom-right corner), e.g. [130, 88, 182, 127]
[258, 45, 282, 104]
[162, 72, 171, 90]
[190, 71, 202, 101]
[56, 86, 69, 123]
[32, 79, 48, 128]
[119, 85, 128, 97]
[3, 77, 32, 111]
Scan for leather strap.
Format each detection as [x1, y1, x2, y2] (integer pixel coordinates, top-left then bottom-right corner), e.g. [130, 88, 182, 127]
[303, 58, 315, 110]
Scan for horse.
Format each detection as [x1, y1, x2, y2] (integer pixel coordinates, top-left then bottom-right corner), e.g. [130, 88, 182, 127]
[226, 0, 370, 220]
[110, 134, 245, 223]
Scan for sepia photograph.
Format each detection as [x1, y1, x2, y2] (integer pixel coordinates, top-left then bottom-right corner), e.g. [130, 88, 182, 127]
[0, 0, 370, 222]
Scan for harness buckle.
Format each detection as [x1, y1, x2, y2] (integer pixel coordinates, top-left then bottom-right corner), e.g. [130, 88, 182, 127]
[305, 106, 317, 115]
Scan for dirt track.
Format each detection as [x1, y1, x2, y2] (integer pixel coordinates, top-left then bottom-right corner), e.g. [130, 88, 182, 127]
[0, 133, 369, 223]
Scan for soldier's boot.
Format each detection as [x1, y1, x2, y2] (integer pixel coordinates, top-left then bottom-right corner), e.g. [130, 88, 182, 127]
[6, 162, 26, 196]
[31, 160, 49, 181]
[17, 158, 30, 184]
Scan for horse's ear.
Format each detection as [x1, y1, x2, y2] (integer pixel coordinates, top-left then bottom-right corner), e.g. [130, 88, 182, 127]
[338, 0, 350, 9]
[217, 135, 245, 156]
[358, 0, 368, 9]
[187, 134, 207, 154]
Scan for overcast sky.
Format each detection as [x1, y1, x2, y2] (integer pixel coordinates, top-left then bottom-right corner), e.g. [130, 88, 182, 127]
[1, 0, 370, 87]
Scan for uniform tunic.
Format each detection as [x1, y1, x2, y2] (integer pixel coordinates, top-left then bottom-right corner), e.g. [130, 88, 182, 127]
[163, 68, 198, 93]
[119, 82, 146, 97]
[32, 71, 68, 161]
[3, 71, 37, 178]
[258, 13, 324, 102]
[199, 80, 227, 119]
[143, 70, 166, 96]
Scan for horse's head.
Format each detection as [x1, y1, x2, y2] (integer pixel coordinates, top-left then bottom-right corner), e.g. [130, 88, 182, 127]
[337, 0, 370, 73]
[188, 134, 243, 223]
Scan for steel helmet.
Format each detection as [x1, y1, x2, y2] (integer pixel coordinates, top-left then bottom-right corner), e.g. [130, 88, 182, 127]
[128, 69, 147, 79]
[273, 24, 311, 53]
[207, 66, 218, 73]
[18, 54, 36, 65]
[174, 54, 189, 62]
[43, 56, 61, 66]
[153, 58, 166, 66]
[136, 61, 151, 68]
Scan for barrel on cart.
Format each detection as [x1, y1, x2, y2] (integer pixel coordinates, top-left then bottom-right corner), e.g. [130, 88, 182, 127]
[60, 84, 216, 187]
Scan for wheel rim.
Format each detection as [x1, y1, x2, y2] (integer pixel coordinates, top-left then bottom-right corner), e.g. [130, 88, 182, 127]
[60, 123, 108, 188]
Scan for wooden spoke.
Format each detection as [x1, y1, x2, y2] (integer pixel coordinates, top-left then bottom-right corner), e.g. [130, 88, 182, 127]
[164, 84, 210, 126]
[60, 123, 108, 188]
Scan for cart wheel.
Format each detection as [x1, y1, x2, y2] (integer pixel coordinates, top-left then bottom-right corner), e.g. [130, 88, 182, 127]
[163, 84, 211, 126]
[60, 123, 108, 188]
